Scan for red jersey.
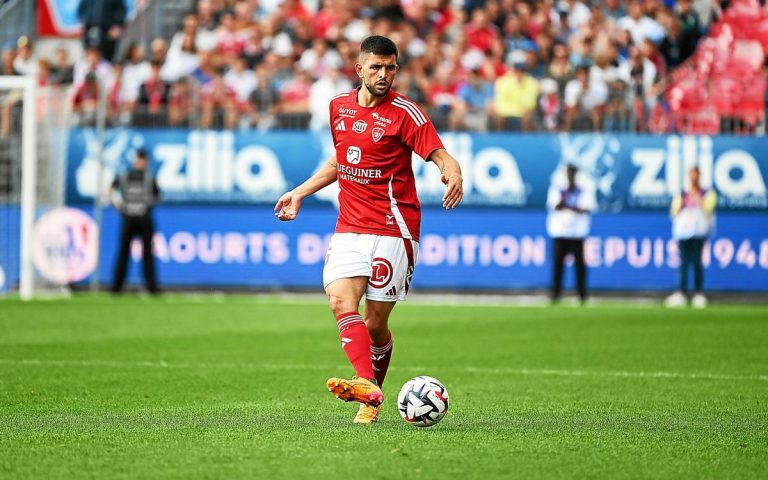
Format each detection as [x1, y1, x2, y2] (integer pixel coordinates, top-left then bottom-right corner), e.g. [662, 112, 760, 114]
[329, 88, 444, 242]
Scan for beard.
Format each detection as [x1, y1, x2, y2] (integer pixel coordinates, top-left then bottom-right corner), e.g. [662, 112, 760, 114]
[363, 79, 391, 97]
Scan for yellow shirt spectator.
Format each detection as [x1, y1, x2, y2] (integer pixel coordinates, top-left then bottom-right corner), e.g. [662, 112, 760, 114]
[493, 69, 540, 118]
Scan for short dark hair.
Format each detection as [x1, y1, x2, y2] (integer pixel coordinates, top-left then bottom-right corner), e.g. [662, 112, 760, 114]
[136, 148, 148, 159]
[359, 35, 398, 61]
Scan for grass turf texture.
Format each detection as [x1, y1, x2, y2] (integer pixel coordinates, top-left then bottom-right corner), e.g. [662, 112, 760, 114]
[1, 296, 767, 479]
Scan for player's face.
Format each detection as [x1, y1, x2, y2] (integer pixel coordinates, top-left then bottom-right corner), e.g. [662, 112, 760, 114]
[356, 53, 398, 97]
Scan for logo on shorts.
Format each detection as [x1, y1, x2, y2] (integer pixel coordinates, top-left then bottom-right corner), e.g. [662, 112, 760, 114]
[352, 120, 368, 133]
[369, 257, 393, 289]
[372, 127, 385, 143]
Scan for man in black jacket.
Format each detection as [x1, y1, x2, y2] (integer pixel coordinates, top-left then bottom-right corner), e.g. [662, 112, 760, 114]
[110, 149, 161, 294]
[78, 0, 127, 62]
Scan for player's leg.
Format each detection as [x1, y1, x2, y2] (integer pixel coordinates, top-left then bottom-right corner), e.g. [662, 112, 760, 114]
[323, 234, 383, 407]
[364, 299, 397, 387]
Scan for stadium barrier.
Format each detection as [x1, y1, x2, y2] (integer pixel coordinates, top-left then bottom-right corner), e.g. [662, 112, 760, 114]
[5, 129, 766, 293]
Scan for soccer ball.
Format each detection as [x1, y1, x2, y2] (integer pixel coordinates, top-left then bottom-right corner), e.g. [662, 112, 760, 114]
[397, 376, 449, 427]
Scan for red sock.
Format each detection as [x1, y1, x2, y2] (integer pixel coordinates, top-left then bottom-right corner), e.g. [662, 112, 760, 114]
[371, 332, 393, 387]
[336, 312, 375, 381]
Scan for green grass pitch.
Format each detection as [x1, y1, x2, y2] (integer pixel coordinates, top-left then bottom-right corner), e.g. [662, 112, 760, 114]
[1, 295, 767, 479]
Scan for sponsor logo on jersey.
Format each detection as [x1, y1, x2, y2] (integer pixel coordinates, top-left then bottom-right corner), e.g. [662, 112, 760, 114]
[352, 120, 368, 133]
[335, 120, 346, 131]
[369, 257, 393, 288]
[372, 127, 385, 143]
[346, 146, 361, 165]
[338, 107, 357, 117]
[371, 112, 393, 124]
[386, 214, 395, 226]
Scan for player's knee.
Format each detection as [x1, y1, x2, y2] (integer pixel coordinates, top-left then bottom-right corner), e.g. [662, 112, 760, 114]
[327, 294, 356, 316]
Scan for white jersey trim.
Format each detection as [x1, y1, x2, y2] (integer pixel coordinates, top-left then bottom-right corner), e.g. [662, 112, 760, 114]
[332, 92, 348, 100]
[392, 97, 426, 126]
[388, 176, 413, 239]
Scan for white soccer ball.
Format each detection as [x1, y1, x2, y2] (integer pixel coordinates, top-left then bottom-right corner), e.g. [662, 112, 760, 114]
[397, 376, 449, 427]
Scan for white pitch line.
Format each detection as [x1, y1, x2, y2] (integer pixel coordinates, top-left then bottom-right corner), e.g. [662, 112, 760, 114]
[1, 358, 766, 383]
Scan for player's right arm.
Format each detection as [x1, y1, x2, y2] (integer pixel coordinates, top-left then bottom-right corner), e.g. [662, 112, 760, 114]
[274, 156, 338, 221]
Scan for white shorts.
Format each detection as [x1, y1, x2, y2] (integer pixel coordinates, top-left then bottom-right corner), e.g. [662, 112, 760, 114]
[323, 233, 418, 302]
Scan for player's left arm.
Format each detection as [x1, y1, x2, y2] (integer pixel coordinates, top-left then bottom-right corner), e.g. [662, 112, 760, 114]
[428, 148, 464, 209]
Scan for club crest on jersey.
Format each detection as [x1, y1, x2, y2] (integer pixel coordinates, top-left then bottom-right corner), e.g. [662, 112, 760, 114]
[372, 127, 385, 143]
[352, 120, 368, 133]
[346, 146, 361, 164]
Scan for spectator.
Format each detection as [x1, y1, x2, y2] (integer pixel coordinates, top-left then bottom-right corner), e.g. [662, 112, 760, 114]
[168, 78, 195, 127]
[73, 72, 101, 125]
[135, 61, 170, 126]
[1, 46, 17, 75]
[454, 68, 494, 132]
[200, 68, 238, 129]
[665, 166, 717, 308]
[547, 41, 573, 92]
[546, 163, 596, 304]
[77, 0, 127, 62]
[274, 68, 312, 129]
[677, 0, 702, 61]
[49, 47, 74, 85]
[73, 46, 114, 88]
[617, 0, 663, 46]
[120, 43, 151, 108]
[216, 10, 248, 63]
[309, 65, 353, 131]
[492, 51, 540, 131]
[602, 0, 627, 21]
[163, 30, 200, 82]
[658, 17, 685, 69]
[564, 64, 608, 130]
[299, 38, 343, 79]
[465, 7, 501, 54]
[12, 37, 34, 76]
[425, 63, 460, 130]
[503, 14, 536, 53]
[538, 77, 562, 132]
[225, 55, 257, 107]
[248, 63, 279, 129]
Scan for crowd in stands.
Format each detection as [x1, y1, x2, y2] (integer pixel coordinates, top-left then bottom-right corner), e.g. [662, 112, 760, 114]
[0, 0, 751, 133]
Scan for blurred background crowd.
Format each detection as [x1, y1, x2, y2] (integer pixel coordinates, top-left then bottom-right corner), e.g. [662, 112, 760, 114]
[0, 0, 763, 133]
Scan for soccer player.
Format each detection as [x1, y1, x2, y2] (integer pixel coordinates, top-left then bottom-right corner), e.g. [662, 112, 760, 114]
[274, 35, 463, 424]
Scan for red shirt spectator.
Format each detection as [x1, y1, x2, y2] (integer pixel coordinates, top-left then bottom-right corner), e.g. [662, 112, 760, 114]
[465, 8, 501, 53]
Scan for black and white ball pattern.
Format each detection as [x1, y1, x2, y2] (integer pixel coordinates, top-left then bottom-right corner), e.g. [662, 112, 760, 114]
[397, 376, 449, 427]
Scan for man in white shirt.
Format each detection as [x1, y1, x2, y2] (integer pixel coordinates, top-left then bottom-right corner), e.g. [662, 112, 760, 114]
[546, 163, 596, 303]
[617, 0, 664, 45]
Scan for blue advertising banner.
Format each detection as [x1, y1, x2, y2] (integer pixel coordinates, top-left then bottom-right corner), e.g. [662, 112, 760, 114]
[66, 129, 768, 212]
[87, 206, 768, 292]
[0, 205, 20, 293]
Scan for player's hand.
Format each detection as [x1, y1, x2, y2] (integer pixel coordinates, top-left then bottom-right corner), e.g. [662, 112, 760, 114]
[274, 191, 302, 221]
[441, 172, 463, 209]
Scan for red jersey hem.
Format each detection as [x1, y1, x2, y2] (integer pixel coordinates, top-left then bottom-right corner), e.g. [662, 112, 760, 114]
[335, 225, 420, 243]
